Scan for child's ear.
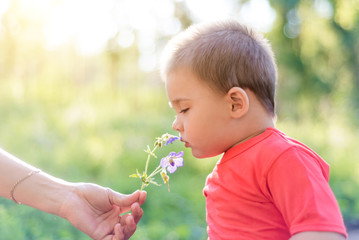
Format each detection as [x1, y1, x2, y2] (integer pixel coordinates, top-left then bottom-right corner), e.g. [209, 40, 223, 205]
[226, 87, 249, 118]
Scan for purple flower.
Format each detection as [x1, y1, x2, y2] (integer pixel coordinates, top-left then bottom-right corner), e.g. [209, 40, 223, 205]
[165, 136, 180, 146]
[160, 151, 184, 173]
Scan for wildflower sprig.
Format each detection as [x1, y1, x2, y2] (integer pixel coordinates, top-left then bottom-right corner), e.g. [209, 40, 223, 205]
[129, 133, 183, 191]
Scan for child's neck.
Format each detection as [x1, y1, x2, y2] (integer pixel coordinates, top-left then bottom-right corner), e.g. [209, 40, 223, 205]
[236, 128, 268, 145]
[234, 90, 275, 146]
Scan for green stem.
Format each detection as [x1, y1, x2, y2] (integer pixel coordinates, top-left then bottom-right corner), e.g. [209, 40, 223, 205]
[144, 146, 158, 174]
[148, 165, 162, 178]
[141, 145, 160, 190]
[144, 154, 151, 175]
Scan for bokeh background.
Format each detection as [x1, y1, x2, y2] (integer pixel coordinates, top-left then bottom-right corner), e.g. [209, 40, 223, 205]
[0, 0, 358, 239]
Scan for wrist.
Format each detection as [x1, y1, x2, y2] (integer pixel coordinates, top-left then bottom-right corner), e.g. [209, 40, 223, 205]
[56, 182, 80, 220]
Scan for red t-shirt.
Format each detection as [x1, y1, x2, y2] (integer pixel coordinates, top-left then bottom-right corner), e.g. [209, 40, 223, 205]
[203, 127, 347, 240]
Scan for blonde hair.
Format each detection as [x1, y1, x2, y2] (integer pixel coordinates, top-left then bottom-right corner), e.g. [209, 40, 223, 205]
[160, 20, 277, 115]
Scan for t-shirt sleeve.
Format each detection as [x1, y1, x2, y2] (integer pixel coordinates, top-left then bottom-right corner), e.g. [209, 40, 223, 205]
[266, 147, 347, 238]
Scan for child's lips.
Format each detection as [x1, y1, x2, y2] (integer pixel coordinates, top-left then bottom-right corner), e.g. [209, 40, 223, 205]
[180, 138, 190, 147]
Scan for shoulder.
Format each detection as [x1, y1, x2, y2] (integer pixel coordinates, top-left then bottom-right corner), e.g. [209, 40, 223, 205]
[219, 127, 329, 180]
[257, 128, 329, 176]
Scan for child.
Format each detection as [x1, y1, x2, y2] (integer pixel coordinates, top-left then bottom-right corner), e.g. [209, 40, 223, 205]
[160, 20, 347, 240]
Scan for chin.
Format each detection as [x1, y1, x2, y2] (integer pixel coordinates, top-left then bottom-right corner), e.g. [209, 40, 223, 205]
[192, 150, 220, 159]
[191, 149, 204, 158]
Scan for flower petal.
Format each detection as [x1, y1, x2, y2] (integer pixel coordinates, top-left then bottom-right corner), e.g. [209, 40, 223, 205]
[165, 136, 180, 145]
[175, 151, 184, 157]
[160, 157, 169, 168]
[167, 164, 177, 174]
[168, 152, 176, 157]
[173, 157, 183, 167]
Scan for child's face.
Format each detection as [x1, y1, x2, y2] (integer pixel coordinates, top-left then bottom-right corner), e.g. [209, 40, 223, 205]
[166, 68, 233, 158]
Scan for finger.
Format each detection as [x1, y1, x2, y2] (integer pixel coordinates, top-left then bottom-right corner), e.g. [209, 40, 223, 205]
[131, 202, 144, 224]
[138, 191, 147, 205]
[123, 215, 136, 239]
[113, 223, 124, 240]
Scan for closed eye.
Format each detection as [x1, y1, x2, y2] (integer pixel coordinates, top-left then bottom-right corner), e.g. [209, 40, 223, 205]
[180, 108, 189, 113]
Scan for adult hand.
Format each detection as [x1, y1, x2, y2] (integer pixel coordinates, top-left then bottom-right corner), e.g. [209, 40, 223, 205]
[59, 183, 146, 240]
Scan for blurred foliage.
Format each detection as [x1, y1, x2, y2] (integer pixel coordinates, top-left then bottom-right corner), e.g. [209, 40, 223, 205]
[0, 0, 358, 239]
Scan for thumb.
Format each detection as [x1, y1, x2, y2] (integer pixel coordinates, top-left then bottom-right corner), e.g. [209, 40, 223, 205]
[109, 190, 142, 207]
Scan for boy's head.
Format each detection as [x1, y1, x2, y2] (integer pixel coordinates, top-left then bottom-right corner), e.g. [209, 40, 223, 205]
[161, 19, 277, 115]
[161, 20, 277, 158]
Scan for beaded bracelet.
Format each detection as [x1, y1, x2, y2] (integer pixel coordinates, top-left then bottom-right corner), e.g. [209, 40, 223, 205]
[10, 169, 41, 204]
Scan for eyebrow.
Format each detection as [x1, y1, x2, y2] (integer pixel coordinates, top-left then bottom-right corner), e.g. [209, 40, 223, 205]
[168, 98, 191, 108]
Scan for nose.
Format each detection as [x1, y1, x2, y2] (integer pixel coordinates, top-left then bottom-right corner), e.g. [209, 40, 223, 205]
[172, 116, 182, 132]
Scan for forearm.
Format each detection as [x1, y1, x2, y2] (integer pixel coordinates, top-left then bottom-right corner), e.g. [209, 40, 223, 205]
[0, 148, 72, 217]
[0, 148, 146, 239]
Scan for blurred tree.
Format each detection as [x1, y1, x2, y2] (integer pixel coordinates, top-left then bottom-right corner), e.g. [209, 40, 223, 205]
[268, 0, 359, 123]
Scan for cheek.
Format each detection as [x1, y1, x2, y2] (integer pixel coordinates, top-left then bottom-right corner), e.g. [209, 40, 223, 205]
[180, 114, 202, 140]
[189, 105, 228, 137]
[185, 111, 213, 137]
